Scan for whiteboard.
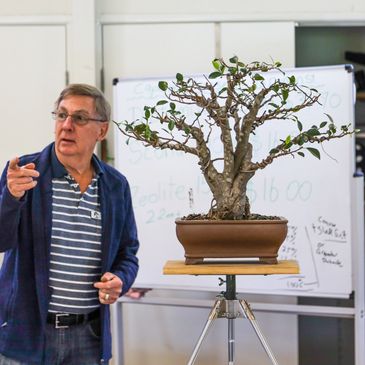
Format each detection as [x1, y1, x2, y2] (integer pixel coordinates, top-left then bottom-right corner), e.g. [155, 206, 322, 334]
[113, 65, 356, 298]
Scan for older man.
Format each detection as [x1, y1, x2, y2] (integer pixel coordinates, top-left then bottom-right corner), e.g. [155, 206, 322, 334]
[0, 84, 139, 364]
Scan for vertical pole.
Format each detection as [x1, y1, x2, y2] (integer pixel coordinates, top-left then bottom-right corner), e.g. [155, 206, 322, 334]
[225, 275, 236, 300]
[228, 317, 235, 365]
[226, 275, 236, 365]
[352, 175, 365, 365]
[110, 301, 124, 365]
[69, 0, 98, 84]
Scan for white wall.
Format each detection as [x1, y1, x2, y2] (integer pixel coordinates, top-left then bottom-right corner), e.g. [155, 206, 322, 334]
[0, 0, 364, 17]
[0, 0, 71, 15]
[0, 25, 66, 170]
[99, 0, 365, 20]
[0, 1, 363, 365]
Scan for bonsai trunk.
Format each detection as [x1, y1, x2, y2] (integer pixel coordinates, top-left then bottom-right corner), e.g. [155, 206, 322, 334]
[206, 171, 255, 220]
[200, 137, 255, 220]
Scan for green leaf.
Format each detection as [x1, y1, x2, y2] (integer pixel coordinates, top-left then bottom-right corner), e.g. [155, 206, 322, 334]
[212, 59, 221, 71]
[229, 56, 238, 64]
[319, 121, 327, 128]
[297, 151, 305, 157]
[282, 88, 289, 101]
[169, 102, 176, 111]
[157, 100, 168, 106]
[209, 71, 222, 79]
[307, 147, 321, 159]
[218, 87, 228, 95]
[253, 73, 265, 81]
[329, 123, 337, 133]
[150, 132, 158, 143]
[168, 120, 175, 131]
[144, 109, 150, 119]
[306, 128, 321, 137]
[288, 75, 296, 85]
[158, 81, 168, 91]
[134, 124, 146, 134]
[297, 136, 305, 146]
[285, 135, 291, 144]
[270, 148, 279, 154]
[275, 61, 282, 67]
[184, 127, 191, 134]
[124, 122, 134, 132]
[145, 125, 151, 139]
[324, 113, 334, 124]
[297, 121, 303, 131]
[269, 102, 279, 109]
[176, 73, 183, 82]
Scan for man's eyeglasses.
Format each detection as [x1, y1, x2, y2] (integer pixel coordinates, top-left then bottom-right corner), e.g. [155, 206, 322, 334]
[51, 111, 105, 126]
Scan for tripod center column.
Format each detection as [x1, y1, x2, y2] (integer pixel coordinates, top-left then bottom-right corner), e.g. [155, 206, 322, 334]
[225, 275, 237, 300]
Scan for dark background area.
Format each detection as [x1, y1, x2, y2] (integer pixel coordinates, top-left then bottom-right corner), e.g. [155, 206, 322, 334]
[295, 25, 365, 365]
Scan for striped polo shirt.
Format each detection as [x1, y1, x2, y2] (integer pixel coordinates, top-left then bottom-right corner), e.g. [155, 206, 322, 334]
[48, 149, 102, 314]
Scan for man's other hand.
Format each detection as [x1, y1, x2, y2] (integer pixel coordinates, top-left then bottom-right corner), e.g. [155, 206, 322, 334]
[94, 272, 123, 304]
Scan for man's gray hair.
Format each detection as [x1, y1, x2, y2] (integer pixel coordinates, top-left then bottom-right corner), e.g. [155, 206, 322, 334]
[55, 84, 111, 122]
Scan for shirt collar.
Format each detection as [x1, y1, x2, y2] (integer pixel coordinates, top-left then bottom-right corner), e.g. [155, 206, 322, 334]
[92, 154, 104, 177]
[51, 145, 104, 178]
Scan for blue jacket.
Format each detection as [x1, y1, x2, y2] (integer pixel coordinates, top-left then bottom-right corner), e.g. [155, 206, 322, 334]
[0, 143, 139, 364]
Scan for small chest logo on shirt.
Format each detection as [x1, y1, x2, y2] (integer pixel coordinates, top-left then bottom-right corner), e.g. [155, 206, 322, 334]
[91, 210, 101, 220]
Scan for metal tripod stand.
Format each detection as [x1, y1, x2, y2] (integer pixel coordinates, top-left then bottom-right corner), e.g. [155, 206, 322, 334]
[187, 275, 280, 365]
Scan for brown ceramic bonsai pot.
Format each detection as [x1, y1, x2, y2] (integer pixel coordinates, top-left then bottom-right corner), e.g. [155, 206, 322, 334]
[175, 218, 288, 264]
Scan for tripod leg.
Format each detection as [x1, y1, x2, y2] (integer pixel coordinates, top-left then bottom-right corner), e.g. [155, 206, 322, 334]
[187, 299, 222, 365]
[238, 300, 280, 365]
[228, 318, 235, 365]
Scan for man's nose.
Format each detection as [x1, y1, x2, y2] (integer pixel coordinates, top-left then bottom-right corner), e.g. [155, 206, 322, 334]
[62, 115, 74, 129]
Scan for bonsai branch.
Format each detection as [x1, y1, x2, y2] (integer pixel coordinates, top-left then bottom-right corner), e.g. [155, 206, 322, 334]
[116, 56, 357, 220]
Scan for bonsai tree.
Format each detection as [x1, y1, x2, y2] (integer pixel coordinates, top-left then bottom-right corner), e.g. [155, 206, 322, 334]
[115, 57, 354, 221]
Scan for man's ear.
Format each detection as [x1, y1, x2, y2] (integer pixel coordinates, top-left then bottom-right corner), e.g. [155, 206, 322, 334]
[97, 122, 109, 141]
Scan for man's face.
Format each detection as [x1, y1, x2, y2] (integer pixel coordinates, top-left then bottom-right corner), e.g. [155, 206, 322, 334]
[54, 95, 109, 162]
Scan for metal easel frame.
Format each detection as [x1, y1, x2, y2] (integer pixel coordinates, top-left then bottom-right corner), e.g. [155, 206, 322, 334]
[187, 274, 279, 365]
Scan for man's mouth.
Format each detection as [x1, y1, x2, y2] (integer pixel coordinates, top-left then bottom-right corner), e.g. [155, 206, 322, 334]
[61, 138, 75, 144]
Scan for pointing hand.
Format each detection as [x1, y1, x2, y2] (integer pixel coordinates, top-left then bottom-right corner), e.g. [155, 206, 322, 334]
[7, 157, 40, 199]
